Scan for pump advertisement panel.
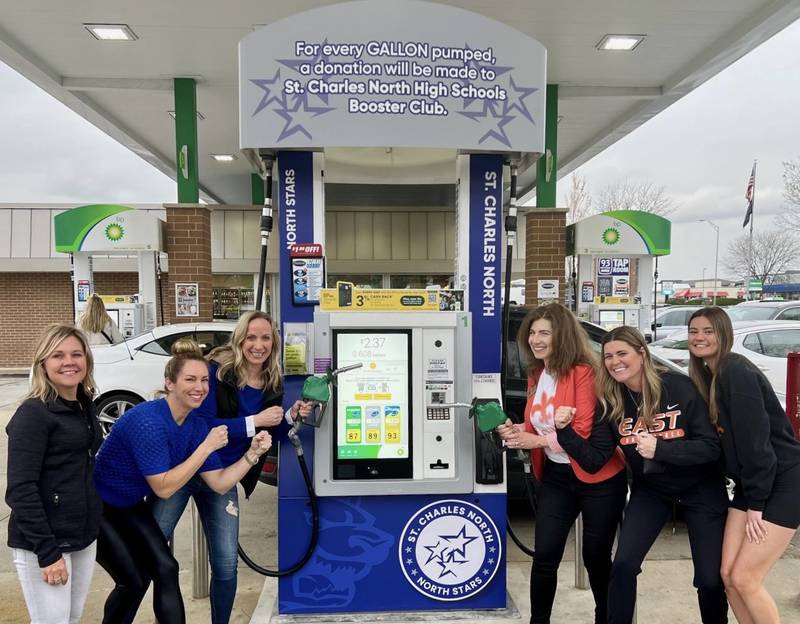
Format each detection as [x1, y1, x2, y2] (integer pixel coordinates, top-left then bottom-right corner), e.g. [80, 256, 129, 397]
[334, 331, 411, 461]
[239, 0, 545, 153]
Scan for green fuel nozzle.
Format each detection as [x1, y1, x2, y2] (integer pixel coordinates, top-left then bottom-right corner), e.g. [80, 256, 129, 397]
[471, 400, 508, 433]
[300, 363, 364, 403]
[290, 363, 365, 436]
[435, 399, 508, 432]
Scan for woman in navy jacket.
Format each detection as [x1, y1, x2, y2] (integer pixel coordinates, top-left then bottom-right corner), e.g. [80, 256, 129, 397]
[6, 324, 102, 624]
[688, 306, 800, 624]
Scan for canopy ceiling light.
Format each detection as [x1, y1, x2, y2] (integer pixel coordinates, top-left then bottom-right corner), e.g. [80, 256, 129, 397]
[210, 154, 237, 162]
[83, 23, 138, 41]
[596, 34, 645, 51]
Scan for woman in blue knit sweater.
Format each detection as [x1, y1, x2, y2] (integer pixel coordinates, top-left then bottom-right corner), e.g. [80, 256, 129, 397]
[149, 311, 311, 624]
[94, 340, 271, 624]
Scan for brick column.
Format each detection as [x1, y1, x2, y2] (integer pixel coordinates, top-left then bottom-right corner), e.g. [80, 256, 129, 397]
[525, 207, 568, 306]
[165, 204, 212, 323]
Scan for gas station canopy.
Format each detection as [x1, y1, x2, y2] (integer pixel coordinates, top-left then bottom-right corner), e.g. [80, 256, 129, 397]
[0, 1, 797, 204]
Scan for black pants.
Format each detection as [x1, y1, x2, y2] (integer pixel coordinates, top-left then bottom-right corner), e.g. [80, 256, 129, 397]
[608, 479, 728, 624]
[531, 460, 628, 624]
[96, 500, 185, 624]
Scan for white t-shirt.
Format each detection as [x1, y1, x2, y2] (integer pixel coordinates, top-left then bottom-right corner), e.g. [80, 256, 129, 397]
[529, 370, 569, 464]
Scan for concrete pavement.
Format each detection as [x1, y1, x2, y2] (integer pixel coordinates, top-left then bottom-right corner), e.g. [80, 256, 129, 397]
[1, 375, 800, 623]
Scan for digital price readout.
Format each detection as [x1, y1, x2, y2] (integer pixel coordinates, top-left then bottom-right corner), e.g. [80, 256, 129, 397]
[332, 329, 413, 479]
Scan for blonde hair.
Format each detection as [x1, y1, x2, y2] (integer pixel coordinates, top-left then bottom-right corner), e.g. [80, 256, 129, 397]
[156, 338, 207, 396]
[516, 303, 596, 381]
[688, 306, 734, 424]
[597, 326, 663, 426]
[77, 293, 113, 334]
[212, 311, 282, 393]
[27, 324, 96, 402]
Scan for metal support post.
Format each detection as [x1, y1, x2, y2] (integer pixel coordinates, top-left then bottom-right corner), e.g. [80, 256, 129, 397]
[191, 500, 210, 598]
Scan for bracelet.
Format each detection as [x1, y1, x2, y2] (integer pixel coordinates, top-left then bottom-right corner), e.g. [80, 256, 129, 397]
[244, 452, 259, 466]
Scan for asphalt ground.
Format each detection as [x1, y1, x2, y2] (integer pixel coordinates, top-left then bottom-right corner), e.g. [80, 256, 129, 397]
[1, 375, 799, 623]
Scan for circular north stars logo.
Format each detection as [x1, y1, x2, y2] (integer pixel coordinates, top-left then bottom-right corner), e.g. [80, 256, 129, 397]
[398, 500, 501, 601]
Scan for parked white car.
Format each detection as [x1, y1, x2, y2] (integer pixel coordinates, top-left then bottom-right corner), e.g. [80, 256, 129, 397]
[651, 305, 706, 339]
[726, 300, 800, 322]
[648, 321, 800, 403]
[91, 322, 236, 434]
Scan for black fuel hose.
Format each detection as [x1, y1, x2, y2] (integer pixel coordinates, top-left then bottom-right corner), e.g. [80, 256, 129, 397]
[237, 451, 319, 577]
[501, 164, 536, 558]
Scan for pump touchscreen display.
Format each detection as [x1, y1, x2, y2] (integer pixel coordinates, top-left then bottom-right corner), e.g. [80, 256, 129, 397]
[332, 329, 412, 478]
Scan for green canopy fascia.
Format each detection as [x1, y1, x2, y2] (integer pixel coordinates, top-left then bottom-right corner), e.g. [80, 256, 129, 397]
[54, 204, 133, 253]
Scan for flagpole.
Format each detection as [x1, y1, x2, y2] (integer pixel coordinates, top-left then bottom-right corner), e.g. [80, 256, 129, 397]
[749, 161, 756, 299]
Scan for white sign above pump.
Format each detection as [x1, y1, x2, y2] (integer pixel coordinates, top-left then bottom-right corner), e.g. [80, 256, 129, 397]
[239, 0, 546, 154]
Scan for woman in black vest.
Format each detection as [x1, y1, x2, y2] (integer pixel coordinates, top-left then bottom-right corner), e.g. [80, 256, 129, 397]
[148, 311, 309, 623]
[6, 324, 102, 623]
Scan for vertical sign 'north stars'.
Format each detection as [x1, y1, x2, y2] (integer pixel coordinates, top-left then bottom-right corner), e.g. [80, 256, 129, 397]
[469, 155, 503, 374]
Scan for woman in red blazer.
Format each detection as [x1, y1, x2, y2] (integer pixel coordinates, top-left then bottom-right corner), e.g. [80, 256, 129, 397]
[498, 304, 626, 624]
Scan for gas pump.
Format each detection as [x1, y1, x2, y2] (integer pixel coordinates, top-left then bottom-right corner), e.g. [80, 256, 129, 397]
[99, 295, 145, 337]
[312, 311, 474, 494]
[235, 0, 548, 616]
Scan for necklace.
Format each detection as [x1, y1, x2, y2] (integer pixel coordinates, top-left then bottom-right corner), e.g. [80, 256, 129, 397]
[625, 386, 642, 413]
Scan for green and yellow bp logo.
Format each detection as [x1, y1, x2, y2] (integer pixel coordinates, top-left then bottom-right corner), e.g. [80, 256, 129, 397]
[602, 227, 620, 246]
[105, 223, 125, 241]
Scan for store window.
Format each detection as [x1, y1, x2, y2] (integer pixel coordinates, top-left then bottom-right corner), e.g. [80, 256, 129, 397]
[212, 274, 262, 320]
[327, 274, 383, 289]
[390, 274, 453, 289]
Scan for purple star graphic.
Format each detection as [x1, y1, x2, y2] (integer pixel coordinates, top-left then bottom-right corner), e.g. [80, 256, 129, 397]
[277, 38, 333, 105]
[459, 99, 502, 122]
[502, 76, 538, 123]
[250, 70, 285, 116]
[273, 96, 334, 142]
[458, 43, 512, 108]
[478, 109, 514, 148]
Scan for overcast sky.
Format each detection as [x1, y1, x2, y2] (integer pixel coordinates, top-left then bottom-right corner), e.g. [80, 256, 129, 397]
[572, 18, 800, 282]
[0, 17, 798, 282]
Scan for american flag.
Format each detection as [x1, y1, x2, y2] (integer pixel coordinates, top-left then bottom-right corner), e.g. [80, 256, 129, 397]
[742, 162, 756, 228]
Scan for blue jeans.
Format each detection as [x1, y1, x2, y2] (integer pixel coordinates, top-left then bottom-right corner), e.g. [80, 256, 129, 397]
[150, 475, 239, 624]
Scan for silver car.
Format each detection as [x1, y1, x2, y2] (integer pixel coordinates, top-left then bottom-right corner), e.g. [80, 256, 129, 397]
[649, 320, 800, 404]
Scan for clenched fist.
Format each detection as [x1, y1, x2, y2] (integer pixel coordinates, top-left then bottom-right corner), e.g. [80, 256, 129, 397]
[204, 425, 229, 452]
[249, 430, 272, 457]
[254, 406, 284, 428]
[554, 406, 576, 430]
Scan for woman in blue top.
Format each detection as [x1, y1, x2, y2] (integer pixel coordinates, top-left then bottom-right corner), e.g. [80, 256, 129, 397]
[149, 311, 310, 624]
[94, 340, 271, 624]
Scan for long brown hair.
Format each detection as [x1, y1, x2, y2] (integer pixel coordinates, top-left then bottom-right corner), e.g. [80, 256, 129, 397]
[212, 311, 282, 393]
[516, 303, 596, 381]
[27, 324, 96, 402]
[597, 326, 664, 426]
[688, 306, 734, 424]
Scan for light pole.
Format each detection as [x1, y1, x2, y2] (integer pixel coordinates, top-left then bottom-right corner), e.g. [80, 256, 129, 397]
[702, 267, 707, 299]
[700, 220, 720, 305]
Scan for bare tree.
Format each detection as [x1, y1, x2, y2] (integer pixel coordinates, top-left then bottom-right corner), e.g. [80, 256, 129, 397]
[563, 173, 593, 224]
[776, 158, 800, 231]
[722, 229, 799, 284]
[596, 180, 676, 216]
